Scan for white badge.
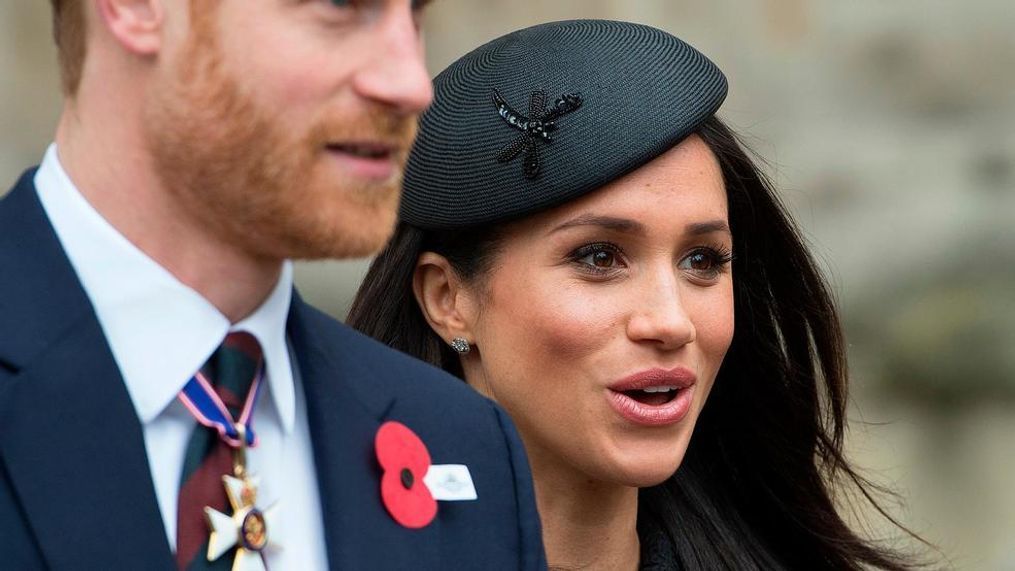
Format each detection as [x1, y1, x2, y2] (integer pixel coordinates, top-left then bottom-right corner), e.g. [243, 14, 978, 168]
[424, 464, 479, 501]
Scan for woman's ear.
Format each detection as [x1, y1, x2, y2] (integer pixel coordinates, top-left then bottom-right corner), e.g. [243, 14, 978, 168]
[413, 252, 477, 345]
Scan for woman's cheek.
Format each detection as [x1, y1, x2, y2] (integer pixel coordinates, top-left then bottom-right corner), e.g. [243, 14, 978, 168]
[685, 284, 735, 373]
[522, 281, 623, 363]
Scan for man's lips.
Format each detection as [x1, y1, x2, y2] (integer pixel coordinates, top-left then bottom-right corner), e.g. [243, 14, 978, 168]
[324, 141, 403, 180]
[326, 141, 400, 160]
[606, 367, 697, 426]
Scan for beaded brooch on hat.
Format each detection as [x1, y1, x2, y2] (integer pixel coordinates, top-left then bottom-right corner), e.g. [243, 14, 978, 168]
[493, 89, 583, 179]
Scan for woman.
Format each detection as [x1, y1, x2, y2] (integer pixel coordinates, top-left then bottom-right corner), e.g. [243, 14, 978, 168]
[349, 20, 917, 570]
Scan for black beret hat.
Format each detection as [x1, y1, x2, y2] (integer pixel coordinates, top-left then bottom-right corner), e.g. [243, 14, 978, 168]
[400, 19, 728, 230]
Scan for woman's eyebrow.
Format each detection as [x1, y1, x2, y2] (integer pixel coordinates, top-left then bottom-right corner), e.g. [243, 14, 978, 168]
[686, 220, 731, 236]
[548, 215, 646, 236]
[548, 216, 731, 237]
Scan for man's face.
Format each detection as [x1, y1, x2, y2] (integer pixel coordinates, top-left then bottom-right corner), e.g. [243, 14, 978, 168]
[144, 0, 433, 260]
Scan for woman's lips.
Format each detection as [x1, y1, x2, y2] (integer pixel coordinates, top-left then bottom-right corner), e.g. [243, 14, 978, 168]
[606, 367, 697, 426]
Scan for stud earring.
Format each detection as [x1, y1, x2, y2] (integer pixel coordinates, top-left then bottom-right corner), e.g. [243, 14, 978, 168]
[450, 337, 471, 354]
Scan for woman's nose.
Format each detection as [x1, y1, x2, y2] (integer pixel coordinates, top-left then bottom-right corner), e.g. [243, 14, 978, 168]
[626, 273, 696, 350]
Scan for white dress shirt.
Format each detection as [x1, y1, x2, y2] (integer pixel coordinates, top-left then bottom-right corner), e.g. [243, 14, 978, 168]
[34, 144, 328, 569]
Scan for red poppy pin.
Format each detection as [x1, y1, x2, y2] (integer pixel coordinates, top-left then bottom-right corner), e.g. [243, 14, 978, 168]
[375, 421, 438, 529]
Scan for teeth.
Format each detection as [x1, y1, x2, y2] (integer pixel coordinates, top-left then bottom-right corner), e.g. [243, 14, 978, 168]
[641, 386, 677, 394]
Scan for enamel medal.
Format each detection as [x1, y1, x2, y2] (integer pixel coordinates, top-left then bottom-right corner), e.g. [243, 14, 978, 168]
[203, 425, 280, 571]
[178, 360, 280, 570]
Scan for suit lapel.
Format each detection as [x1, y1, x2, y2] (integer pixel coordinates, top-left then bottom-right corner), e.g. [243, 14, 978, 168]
[288, 298, 440, 570]
[0, 171, 174, 569]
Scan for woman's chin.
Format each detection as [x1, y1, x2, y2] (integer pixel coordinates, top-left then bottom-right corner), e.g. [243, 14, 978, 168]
[596, 434, 690, 488]
[603, 453, 685, 488]
[625, 467, 680, 488]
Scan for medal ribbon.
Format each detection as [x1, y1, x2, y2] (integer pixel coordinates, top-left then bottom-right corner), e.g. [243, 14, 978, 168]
[178, 364, 264, 448]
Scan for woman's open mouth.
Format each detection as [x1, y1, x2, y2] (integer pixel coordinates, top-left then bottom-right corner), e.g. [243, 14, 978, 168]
[607, 368, 696, 426]
[619, 386, 679, 406]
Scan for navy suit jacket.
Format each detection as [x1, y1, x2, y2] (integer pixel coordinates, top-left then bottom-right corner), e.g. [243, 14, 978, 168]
[0, 169, 546, 570]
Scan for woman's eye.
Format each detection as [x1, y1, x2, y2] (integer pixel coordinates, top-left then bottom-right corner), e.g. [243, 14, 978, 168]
[687, 251, 715, 271]
[570, 243, 625, 274]
[679, 246, 733, 280]
[587, 250, 617, 268]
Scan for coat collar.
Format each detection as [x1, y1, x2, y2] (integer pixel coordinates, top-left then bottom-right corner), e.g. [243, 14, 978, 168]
[0, 169, 89, 371]
[0, 169, 175, 569]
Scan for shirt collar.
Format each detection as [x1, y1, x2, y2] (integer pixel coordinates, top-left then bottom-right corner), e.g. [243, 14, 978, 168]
[232, 264, 295, 433]
[33, 144, 296, 433]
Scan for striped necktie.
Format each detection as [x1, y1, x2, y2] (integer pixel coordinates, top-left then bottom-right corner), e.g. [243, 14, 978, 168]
[175, 332, 263, 570]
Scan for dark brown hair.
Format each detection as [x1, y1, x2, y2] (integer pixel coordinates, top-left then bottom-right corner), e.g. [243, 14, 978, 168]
[348, 116, 925, 570]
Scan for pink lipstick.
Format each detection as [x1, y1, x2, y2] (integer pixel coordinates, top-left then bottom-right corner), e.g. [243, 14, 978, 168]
[606, 367, 696, 426]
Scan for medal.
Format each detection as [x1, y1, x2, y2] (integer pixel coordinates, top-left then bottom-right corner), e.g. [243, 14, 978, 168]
[204, 425, 280, 571]
[178, 366, 281, 569]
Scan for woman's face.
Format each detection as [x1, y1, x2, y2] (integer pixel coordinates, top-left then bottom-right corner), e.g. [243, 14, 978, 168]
[462, 135, 734, 487]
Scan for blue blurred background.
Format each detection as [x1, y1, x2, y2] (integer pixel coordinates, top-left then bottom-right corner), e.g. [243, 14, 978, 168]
[3, 1, 1013, 567]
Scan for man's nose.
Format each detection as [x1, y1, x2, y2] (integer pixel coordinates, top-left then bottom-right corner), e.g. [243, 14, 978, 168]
[353, 8, 433, 115]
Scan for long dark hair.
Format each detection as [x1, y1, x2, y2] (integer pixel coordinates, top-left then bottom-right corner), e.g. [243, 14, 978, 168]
[348, 116, 922, 570]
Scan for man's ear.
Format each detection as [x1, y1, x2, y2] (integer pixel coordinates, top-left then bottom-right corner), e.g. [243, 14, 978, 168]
[96, 0, 165, 56]
[413, 252, 477, 345]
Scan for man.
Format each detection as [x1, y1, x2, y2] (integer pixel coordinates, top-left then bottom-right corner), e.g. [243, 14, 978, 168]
[0, 1, 544, 569]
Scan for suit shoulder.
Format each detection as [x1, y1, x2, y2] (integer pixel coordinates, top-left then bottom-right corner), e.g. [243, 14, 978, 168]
[295, 302, 492, 410]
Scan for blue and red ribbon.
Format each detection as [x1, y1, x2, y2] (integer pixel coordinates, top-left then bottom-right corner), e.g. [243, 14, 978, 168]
[177, 365, 263, 448]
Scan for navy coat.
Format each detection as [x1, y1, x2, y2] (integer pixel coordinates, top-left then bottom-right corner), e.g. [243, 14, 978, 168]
[0, 169, 546, 570]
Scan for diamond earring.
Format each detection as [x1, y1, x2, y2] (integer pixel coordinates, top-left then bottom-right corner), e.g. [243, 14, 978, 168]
[450, 337, 471, 354]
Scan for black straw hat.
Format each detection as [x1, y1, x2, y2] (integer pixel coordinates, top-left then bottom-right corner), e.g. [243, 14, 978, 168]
[401, 19, 728, 230]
